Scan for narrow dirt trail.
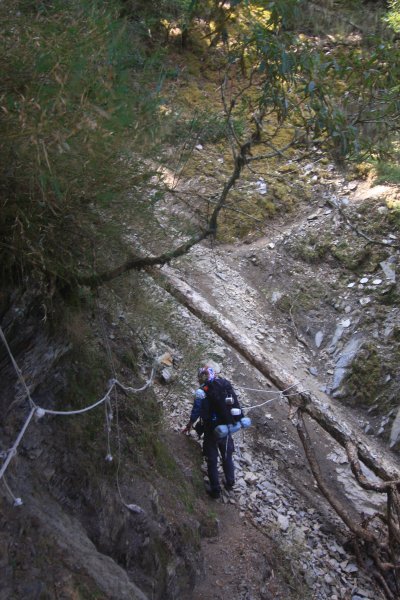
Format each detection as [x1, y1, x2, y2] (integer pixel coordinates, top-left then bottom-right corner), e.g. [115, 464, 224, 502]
[192, 504, 287, 600]
[155, 181, 400, 599]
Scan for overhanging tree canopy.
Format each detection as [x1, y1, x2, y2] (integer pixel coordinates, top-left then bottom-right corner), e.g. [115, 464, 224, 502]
[0, 0, 399, 290]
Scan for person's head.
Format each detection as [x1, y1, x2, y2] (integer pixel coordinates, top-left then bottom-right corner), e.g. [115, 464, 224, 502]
[197, 366, 215, 385]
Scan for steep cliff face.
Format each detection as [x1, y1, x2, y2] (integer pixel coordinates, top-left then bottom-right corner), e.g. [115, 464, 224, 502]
[0, 290, 203, 600]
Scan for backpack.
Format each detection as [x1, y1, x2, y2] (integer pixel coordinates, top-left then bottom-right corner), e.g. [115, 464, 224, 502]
[201, 377, 242, 427]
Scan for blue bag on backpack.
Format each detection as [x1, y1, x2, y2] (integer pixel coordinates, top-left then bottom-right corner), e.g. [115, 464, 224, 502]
[213, 419, 250, 439]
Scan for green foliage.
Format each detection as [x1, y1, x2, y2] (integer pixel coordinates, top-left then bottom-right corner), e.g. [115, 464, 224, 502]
[121, 0, 200, 41]
[212, 0, 400, 163]
[385, 0, 400, 32]
[373, 160, 400, 185]
[0, 0, 162, 288]
[290, 235, 331, 264]
[330, 244, 372, 272]
[168, 109, 245, 145]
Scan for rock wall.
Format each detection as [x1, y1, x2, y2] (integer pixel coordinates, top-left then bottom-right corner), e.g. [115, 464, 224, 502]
[0, 290, 202, 600]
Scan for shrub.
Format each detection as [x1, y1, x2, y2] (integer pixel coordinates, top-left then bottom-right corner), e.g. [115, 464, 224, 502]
[0, 0, 160, 289]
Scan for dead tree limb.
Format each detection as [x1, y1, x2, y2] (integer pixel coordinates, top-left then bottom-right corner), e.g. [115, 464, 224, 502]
[148, 265, 400, 596]
[326, 198, 400, 251]
[291, 408, 377, 543]
[292, 408, 400, 598]
[151, 265, 400, 483]
[77, 87, 277, 289]
[77, 229, 211, 287]
[345, 440, 400, 492]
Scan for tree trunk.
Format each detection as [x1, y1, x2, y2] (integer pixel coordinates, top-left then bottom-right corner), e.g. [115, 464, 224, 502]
[149, 264, 400, 483]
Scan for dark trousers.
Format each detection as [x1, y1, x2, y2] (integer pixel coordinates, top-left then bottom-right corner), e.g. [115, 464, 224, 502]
[203, 431, 235, 493]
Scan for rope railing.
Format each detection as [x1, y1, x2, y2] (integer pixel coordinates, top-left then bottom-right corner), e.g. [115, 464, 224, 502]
[0, 319, 303, 509]
[239, 382, 299, 411]
[0, 324, 155, 505]
[0, 326, 37, 409]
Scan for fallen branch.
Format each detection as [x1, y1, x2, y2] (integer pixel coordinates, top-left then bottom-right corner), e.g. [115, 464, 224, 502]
[148, 265, 400, 597]
[327, 198, 400, 251]
[345, 440, 400, 492]
[291, 409, 376, 543]
[292, 409, 399, 597]
[152, 265, 400, 481]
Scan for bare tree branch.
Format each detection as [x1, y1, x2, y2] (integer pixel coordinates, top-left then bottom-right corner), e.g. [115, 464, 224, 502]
[345, 440, 400, 492]
[290, 408, 377, 543]
[327, 198, 400, 250]
[77, 228, 211, 287]
[77, 99, 266, 288]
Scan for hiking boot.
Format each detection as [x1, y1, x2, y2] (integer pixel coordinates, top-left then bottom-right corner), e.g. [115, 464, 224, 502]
[224, 480, 235, 491]
[205, 485, 221, 499]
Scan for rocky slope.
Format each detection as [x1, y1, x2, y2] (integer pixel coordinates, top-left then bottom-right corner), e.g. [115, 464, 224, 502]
[148, 166, 400, 599]
[1, 169, 400, 599]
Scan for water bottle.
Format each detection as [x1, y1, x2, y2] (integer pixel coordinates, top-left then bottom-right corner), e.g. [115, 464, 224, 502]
[214, 424, 229, 439]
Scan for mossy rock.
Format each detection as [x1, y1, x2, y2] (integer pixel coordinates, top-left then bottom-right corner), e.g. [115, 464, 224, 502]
[275, 294, 292, 313]
[377, 285, 400, 306]
[289, 235, 330, 264]
[344, 343, 383, 407]
[353, 162, 375, 180]
[387, 206, 400, 231]
[330, 244, 372, 271]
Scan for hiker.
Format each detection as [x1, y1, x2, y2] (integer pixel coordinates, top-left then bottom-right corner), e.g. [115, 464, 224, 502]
[184, 366, 242, 499]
